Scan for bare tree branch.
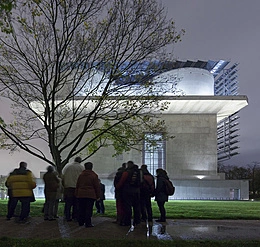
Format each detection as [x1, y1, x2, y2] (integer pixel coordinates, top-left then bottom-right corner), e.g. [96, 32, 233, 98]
[0, 0, 184, 173]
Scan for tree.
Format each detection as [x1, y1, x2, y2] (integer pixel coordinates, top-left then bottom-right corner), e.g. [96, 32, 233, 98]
[0, 0, 184, 174]
[218, 163, 251, 179]
[247, 161, 260, 197]
[219, 162, 260, 198]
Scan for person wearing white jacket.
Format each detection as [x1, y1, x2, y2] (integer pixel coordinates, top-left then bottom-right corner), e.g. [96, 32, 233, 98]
[62, 157, 84, 222]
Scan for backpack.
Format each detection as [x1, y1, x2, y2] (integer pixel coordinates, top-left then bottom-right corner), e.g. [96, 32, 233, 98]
[164, 179, 175, 196]
[142, 174, 155, 195]
[128, 167, 142, 188]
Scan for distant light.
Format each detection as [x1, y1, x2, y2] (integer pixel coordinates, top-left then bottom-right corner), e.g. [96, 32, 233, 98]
[196, 175, 205, 180]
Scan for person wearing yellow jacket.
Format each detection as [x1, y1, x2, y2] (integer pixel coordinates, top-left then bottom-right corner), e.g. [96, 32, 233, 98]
[6, 162, 36, 223]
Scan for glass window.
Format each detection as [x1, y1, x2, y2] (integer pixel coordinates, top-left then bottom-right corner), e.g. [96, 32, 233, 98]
[143, 133, 165, 176]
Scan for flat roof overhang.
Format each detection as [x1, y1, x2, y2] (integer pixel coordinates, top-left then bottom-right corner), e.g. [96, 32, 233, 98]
[30, 95, 248, 123]
[159, 95, 248, 122]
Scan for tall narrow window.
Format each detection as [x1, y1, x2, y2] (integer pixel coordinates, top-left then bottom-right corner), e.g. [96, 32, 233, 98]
[143, 133, 166, 176]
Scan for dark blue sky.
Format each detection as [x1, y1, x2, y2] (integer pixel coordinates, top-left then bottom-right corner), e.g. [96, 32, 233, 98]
[164, 0, 260, 166]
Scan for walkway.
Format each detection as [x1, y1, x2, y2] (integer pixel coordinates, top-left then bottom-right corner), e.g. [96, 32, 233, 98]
[1, 216, 260, 240]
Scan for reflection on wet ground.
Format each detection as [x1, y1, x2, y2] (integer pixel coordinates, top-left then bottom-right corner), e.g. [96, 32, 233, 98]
[151, 224, 172, 240]
[125, 219, 260, 240]
[126, 221, 173, 240]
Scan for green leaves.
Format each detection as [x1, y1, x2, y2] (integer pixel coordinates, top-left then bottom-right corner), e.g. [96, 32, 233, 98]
[0, 0, 15, 33]
[0, 0, 14, 12]
[0, 117, 6, 127]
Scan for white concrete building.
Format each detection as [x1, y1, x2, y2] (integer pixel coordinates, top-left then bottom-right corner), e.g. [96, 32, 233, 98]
[54, 60, 248, 200]
[6, 60, 249, 200]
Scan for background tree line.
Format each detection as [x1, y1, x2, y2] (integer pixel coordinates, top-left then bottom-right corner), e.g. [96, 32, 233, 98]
[218, 161, 260, 199]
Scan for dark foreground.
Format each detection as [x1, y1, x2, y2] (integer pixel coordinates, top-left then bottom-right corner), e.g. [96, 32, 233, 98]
[1, 216, 260, 241]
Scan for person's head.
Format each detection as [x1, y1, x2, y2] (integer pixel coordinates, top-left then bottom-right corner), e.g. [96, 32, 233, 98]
[19, 162, 27, 169]
[122, 163, 127, 169]
[127, 160, 134, 169]
[84, 162, 93, 170]
[47, 165, 54, 172]
[141, 164, 149, 174]
[133, 164, 139, 169]
[74, 156, 82, 163]
[141, 164, 148, 171]
[156, 168, 167, 176]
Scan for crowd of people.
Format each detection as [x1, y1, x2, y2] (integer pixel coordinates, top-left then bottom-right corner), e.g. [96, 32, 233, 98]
[114, 161, 170, 226]
[5, 158, 171, 227]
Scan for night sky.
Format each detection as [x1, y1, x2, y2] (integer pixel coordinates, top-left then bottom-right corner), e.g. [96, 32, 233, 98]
[164, 0, 260, 166]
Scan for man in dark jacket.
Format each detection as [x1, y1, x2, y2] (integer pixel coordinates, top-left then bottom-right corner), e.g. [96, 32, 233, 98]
[113, 163, 126, 224]
[43, 166, 60, 221]
[95, 179, 105, 214]
[154, 168, 169, 222]
[116, 161, 142, 226]
[140, 165, 155, 222]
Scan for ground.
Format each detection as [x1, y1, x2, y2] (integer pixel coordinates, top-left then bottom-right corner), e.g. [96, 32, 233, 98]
[1, 216, 260, 240]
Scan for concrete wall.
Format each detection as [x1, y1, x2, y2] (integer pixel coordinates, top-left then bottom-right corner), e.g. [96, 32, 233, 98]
[40, 112, 246, 201]
[170, 179, 249, 200]
[162, 114, 218, 180]
[33, 178, 249, 201]
[62, 113, 219, 181]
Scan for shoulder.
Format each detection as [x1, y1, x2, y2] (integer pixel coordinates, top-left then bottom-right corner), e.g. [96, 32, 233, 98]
[92, 171, 98, 178]
[62, 163, 71, 173]
[64, 163, 72, 169]
[26, 170, 33, 175]
[25, 170, 34, 177]
[76, 163, 84, 170]
[11, 168, 19, 175]
[69, 163, 83, 170]
[145, 173, 154, 180]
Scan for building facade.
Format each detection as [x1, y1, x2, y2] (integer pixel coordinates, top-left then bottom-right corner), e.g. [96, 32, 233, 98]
[33, 60, 249, 200]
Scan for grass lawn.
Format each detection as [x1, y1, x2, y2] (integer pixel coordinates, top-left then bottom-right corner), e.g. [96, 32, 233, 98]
[1, 199, 260, 219]
[105, 199, 260, 220]
[1, 199, 260, 247]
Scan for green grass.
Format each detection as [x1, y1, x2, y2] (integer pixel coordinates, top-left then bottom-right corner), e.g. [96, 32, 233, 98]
[104, 199, 260, 220]
[2, 199, 260, 246]
[1, 199, 260, 220]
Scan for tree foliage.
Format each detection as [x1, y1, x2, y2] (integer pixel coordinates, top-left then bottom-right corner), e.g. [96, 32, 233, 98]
[0, 0, 15, 33]
[0, 0, 184, 173]
[0, 0, 14, 13]
[219, 162, 260, 198]
[218, 163, 251, 180]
